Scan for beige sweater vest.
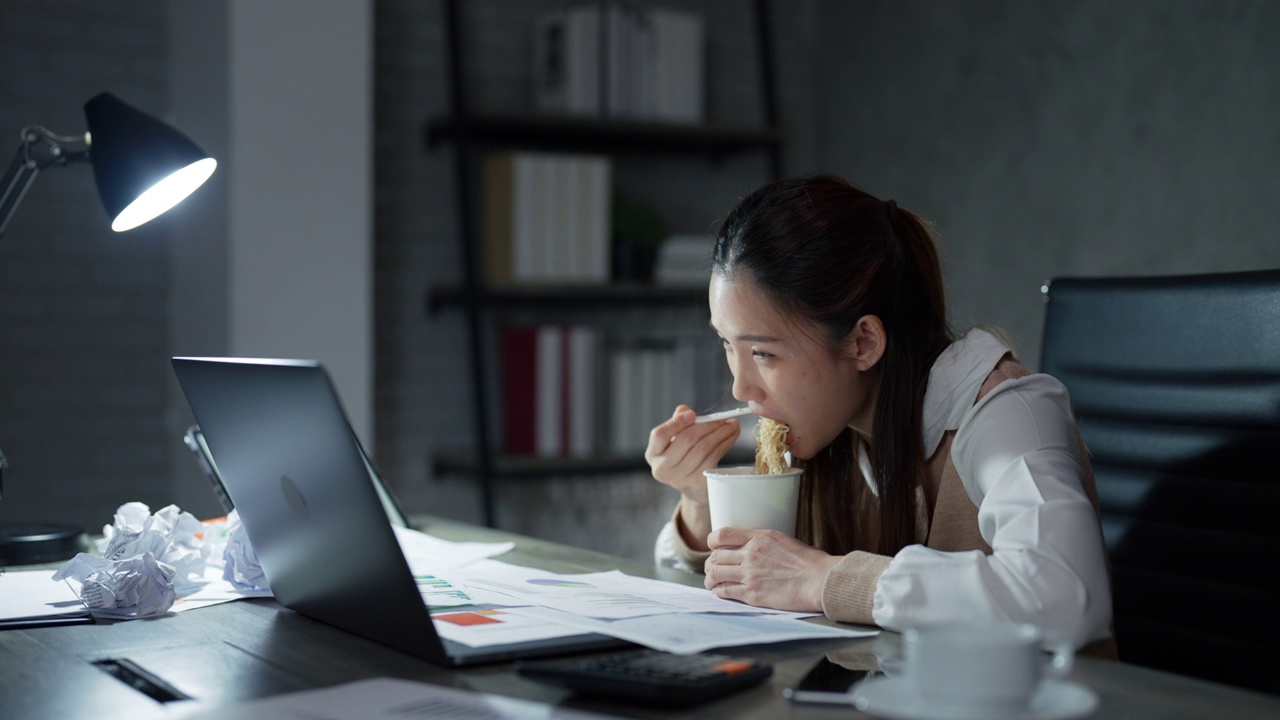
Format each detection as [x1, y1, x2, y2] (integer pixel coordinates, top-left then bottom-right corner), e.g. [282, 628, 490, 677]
[673, 356, 1118, 659]
[819, 356, 1118, 659]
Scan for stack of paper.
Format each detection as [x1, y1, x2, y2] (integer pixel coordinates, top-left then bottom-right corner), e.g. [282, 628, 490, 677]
[0, 570, 91, 628]
[416, 560, 878, 655]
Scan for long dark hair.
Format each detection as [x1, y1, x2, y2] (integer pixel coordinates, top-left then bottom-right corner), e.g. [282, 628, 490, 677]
[712, 174, 952, 556]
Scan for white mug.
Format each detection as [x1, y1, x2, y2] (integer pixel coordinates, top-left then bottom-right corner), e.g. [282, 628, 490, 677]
[902, 622, 1073, 712]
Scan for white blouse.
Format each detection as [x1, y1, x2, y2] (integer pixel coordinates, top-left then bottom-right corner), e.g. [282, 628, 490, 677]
[872, 328, 1112, 648]
[655, 328, 1113, 649]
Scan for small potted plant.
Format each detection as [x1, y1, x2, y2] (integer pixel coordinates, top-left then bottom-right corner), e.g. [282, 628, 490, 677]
[612, 196, 667, 283]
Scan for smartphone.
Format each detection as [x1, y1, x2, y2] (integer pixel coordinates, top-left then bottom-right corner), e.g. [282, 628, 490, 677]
[782, 657, 879, 704]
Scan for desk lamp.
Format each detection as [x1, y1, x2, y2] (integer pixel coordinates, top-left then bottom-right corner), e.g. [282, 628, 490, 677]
[0, 92, 217, 566]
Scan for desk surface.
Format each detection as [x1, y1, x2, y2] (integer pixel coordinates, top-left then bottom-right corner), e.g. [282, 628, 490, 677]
[2, 516, 1278, 719]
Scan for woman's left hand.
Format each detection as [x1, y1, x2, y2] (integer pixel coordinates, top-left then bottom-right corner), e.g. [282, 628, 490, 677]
[703, 528, 843, 612]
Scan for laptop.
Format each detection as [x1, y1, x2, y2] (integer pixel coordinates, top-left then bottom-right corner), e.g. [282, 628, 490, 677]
[183, 424, 411, 530]
[171, 356, 628, 666]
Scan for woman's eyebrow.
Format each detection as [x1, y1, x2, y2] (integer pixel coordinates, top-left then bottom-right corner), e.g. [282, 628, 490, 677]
[708, 323, 780, 344]
[707, 321, 780, 343]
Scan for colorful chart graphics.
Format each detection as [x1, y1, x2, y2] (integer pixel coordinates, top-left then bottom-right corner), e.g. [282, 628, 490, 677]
[436, 610, 504, 627]
[416, 575, 474, 605]
[526, 579, 595, 588]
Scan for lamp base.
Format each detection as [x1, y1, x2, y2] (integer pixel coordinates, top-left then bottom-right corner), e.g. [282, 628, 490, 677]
[0, 522, 87, 566]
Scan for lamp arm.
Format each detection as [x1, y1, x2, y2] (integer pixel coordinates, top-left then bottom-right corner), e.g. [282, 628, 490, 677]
[0, 125, 91, 239]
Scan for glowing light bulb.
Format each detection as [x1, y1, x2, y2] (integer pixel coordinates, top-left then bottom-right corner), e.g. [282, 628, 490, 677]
[110, 157, 217, 232]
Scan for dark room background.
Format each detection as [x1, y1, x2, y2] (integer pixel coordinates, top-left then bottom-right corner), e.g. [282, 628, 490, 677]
[3, 0, 1277, 562]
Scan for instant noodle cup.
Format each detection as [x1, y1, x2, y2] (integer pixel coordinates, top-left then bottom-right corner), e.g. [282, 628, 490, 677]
[703, 466, 803, 535]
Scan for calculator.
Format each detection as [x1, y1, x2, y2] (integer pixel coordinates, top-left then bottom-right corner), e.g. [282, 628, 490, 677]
[515, 648, 773, 705]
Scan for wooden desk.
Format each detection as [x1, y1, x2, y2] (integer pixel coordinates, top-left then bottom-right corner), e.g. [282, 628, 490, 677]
[2, 516, 1277, 719]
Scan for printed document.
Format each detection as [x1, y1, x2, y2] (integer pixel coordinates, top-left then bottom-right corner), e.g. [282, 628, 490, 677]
[0, 570, 91, 627]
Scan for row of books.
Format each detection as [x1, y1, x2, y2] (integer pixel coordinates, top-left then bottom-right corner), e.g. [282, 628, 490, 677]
[482, 151, 612, 286]
[532, 4, 705, 123]
[502, 325, 600, 458]
[501, 325, 726, 458]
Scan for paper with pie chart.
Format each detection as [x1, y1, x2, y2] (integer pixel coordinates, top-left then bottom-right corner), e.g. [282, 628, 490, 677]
[453, 567, 811, 620]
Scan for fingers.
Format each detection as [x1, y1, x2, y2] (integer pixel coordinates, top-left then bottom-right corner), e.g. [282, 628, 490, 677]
[644, 406, 694, 467]
[703, 532, 833, 612]
[645, 412, 740, 496]
[704, 556, 743, 588]
[647, 405, 696, 451]
[703, 537, 748, 587]
[707, 526, 759, 550]
[704, 549, 756, 605]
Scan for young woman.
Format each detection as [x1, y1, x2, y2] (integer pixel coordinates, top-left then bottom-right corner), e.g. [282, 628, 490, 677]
[645, 174, 1115, 655]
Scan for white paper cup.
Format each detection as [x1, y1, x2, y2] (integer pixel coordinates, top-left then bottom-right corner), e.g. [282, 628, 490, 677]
[703, 466, 803, 535]
[903, 622, 1073, 712]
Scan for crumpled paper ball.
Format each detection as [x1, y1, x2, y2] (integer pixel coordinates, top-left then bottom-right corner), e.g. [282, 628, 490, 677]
[52, 551, 176, 619]
[221, 509, 270, 592]
[53, 502, 207, 618]
[96, 502, 208, 595]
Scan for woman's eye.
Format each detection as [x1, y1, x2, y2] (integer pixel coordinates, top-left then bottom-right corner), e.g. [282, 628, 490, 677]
[752, 349, 774, 360]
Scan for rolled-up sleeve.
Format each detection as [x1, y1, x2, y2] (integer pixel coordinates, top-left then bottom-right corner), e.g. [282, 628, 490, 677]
[654, 505, 712, 574]
[870, 373, 1113, 649]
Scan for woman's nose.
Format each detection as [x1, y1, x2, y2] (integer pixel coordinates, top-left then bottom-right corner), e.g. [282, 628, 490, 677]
[731, 362, 761, 403]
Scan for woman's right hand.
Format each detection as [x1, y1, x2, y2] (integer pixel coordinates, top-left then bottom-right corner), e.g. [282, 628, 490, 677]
[645, 405, 741, 551]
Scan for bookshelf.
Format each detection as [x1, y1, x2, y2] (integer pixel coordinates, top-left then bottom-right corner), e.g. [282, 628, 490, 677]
[426, 0, 782, 527]
[425, 111, 781, 158]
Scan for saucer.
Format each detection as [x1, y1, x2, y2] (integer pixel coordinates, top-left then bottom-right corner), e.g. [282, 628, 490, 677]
[850, 677, 1099, 720]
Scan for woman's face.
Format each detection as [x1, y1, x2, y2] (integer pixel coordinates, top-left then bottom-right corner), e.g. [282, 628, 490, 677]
[709, 272, 874, 460]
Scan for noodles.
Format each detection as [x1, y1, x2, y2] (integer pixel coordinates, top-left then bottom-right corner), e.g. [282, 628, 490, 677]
[753, 417, 791, 474]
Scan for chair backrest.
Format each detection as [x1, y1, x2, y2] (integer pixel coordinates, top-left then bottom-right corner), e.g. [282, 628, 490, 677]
[1040, 269, 1280, 695]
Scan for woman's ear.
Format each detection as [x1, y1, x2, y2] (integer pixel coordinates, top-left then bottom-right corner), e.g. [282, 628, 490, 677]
[845, 315, 886, 371]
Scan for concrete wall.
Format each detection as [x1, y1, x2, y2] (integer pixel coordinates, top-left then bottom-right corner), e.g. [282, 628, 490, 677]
[816, 0, 1280, 369]
[5, 0, 1277, 561]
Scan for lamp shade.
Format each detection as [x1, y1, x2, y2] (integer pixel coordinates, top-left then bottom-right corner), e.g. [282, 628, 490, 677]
[83, 92, 216, 232]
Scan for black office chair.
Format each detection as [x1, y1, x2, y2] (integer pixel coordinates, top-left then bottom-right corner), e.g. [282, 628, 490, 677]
[1040, 269, 1280, 695]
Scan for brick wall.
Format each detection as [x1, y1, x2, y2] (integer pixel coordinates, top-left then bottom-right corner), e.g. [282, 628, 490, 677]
[0, 0, 172, 533]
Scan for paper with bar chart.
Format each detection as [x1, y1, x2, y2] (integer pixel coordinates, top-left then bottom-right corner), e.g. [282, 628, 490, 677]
[419, 563, 878, 652]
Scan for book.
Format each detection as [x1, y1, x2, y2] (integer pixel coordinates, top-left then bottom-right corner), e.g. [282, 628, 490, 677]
[502, 325, 540, 455]
[537, 5, 704, 124]
[536, 325, 564, 457]
[482, 153, 516, 286]
[648, 9, 705, 123]
[483, 151, 613, 286]
[608, 346, 639, 454]
[503, 324, 602, 458]
[567, 325, 599, 458]
[532, 6, 603, 116]
[574, 154, 612, 283]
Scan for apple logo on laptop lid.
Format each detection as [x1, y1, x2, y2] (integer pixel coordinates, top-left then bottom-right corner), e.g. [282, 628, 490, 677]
[280, 474, 309, 520]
